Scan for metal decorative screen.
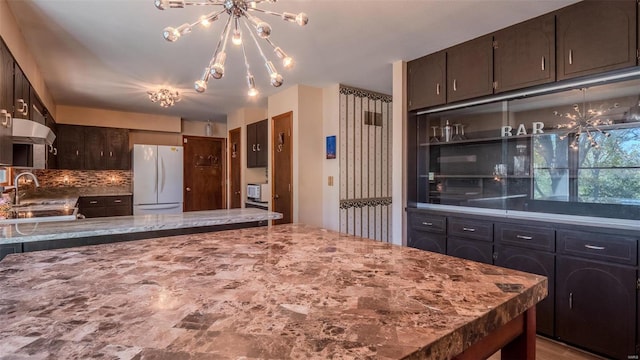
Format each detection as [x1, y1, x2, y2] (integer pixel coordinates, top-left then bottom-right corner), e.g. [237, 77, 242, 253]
[339, 85, 393, 242]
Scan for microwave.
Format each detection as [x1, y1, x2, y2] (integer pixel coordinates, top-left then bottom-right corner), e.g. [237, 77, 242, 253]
[247, 183, 270, 202]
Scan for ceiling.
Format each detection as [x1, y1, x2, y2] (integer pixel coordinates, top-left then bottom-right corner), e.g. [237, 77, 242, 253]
[6, 0, 580, 123]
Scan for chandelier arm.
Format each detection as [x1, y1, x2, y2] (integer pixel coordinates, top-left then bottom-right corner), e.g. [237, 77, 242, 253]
[242, 18, 270, 63]
[192, 8, 227, 28]
[247, 8, 284, 17]
[239, 8, 266, 29]
[219, 14, 234, 54]
[208, 14, 233, 66]
[184, 0, 225, 6]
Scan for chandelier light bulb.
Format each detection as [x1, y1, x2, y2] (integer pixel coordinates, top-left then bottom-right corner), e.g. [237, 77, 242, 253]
[194, 80, 207, 93]
[274, 47, 293, 69]
[247, 75, 258, 97]
[295, 12, 309, 26]
[154, 0, 186, 10]
[232, 29, 242, 45]
[162, 26, 180, 42]
[200, 15, 211, 27]
[255, 22, 272, 39]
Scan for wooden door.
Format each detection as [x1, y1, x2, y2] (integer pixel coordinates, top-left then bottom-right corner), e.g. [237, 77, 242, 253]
[556, 0, 636, 81]
[83, 126, 106, 170]
[106, 128, 130, 170]
[0, 41, 13, 165]
[56, 124, 84, 170]
[272, 112, 293, 224]
[13, 65, 29, 119]
[255, 119, 268, 167]
[555, 256, 636, 359]
[408, 51, 446, 110]
[447, 35, 493, 103]
[493, 14, 555, 93]
[228, 127, 242, 209]
[183, 135, 226, 212]
[494, 246, 555, 337]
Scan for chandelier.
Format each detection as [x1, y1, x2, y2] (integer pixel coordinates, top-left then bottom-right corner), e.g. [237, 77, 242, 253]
[154, 0, 308, 97]
[147, 88, 181, 107]
[554, 88, 617, 150]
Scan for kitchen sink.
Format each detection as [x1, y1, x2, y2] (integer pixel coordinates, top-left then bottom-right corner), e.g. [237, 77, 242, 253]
[0, 204, 78, 224]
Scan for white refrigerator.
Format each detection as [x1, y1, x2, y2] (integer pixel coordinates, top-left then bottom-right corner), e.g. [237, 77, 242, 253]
[133, 144, 183, 215]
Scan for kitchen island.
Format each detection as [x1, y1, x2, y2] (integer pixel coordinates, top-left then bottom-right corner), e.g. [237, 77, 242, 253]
[0, 224, 546, 359]
[0, 208, 282, 257]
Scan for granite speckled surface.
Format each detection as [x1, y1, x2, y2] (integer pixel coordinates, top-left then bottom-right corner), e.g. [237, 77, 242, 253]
[0, 208, 282, 244]
[0, 224, 547, 359]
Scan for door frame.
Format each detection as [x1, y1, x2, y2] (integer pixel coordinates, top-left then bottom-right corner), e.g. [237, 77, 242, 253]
[228, 127, 242, 209]
[271, 111, 293, 224]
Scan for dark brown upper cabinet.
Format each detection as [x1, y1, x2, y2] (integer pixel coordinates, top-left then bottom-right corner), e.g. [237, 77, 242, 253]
[13, 65, 30, 119]
[446, 35, 494, 103]
[556, 0, 637, 81]
[57, 124, 129, 170]
[246, 119, 267, 168]
[494, 14, 555, 93]
[407, 51, 446, 111]
[0, 40, 13, 165]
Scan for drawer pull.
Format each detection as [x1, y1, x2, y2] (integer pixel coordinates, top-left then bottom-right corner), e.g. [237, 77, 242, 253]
[584, 244, 605, 251]
[516, 235, 533, 240]
[462, 227, 476, 232]
[89, 201, 98, 204]
[569, 292, 573, 309]
[113, 200, 122, 203]
[422, 222, 433, 226]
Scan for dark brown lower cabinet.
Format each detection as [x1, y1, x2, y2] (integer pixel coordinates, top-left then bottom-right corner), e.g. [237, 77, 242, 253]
[556, 256, 636, 360]
[0, 243, 22, 261]
[408, 228, 446, 254]
[79, 195, 132, 219]
[446, 236, 493, 264]
[494, 245, 555, 337]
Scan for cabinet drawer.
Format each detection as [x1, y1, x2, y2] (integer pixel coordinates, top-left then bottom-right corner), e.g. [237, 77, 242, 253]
[105, 205, 132, 217]
[105, 195, 132, 207]
[495, 223, 555, 252]
[79, 196, 107, 207]
[557, 230, 637, 266]
[409, 212, 446, 233]
[448, 217, 493, 242]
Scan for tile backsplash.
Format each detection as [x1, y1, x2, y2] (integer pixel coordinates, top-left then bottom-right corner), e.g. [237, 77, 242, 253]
[31, 169, 132, 190]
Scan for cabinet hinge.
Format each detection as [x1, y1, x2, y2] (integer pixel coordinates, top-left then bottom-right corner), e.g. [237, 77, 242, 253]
[492, 81, 498, 90]
[408, 100, 412, 106]
[637, 48, 639, 61]
[637, 278, 640, 290]
[492, 40, 498, 49]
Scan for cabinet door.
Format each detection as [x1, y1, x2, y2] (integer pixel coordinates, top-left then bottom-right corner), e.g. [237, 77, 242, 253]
[83, 126, 106, 170]
[408, 51, 446, 110]
[13, 65, 29, 119]
[56, 124, 84, 169]
[495, 245, 555, 337]
[409, 228, 446, 254]
[106, 128, 130, 170]
[557, 0, 637, 81]
[246, 122, 257, 168]
[447, 35, 493, 103]
[0, 41, 13, 165]
[556, 256, 636, 359]
[494, 14, 555, 93]
[255, 119, 268, 167]
[447, 236, 493, 264]
[45, 114, 57, 169]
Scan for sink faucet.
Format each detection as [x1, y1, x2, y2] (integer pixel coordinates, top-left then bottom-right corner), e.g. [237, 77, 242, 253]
[13, 171, 40, 205]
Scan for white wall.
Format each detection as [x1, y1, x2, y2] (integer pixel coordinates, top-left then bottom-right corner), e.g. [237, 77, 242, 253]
[322, 84, 341, 231]
[392, 61, 407, 246]
[267, 85, 324, 227]
[226, 107, 268, 208]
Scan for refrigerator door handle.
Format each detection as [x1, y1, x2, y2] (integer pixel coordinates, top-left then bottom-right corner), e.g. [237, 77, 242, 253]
[160, 156, 166, 193]
[154, 155, 158, 195]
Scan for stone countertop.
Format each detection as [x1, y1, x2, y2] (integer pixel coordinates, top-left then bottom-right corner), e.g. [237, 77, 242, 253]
[0, 224, 547, 359]
[0, 208, 282, 244]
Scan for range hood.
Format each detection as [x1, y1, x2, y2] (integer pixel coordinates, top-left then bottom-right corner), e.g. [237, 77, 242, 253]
[12, 118, 56, 145]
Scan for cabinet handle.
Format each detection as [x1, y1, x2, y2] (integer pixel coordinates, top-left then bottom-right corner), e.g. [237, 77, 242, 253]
[113, 199, 122, 203]
[541, 56, 545, 71]
[100, 151, 104, 157]
[462, 227, 476, 232]
[256, 144, 261, 151]
[89, 201, 98, 204]
[516, 235, 533, 240]
[569, 292, 573, 309]
[584, 244, 605, 251]
[568, 49, 573, 65]
[0, 109, 11, 128]
[16, 99, 28, 116]
[252, 144, 256, 152]
[110, 151, 113, 157]
[453, 79, 457, 92]
[422, 222, 433, 226]
[53, 147, 57, 155]
[76, 150, 79, 156]
[436, 83, 440, 95]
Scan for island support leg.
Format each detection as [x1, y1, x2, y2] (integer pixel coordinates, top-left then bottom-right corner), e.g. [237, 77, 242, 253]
[501, 307, 536, 360]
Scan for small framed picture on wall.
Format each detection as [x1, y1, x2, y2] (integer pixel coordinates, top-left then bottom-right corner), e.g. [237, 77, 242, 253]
[326, 135, 336, 159]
